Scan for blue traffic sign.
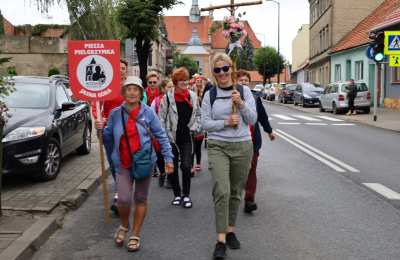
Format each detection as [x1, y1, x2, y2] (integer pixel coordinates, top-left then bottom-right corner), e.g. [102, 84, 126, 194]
[366, 46, 375, 60]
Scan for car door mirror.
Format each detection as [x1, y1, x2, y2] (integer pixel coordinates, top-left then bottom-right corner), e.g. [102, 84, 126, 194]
[61, 102, 76, 111]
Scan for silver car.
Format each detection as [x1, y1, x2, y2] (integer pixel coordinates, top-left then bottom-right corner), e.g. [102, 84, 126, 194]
[319, 82, 371, 114]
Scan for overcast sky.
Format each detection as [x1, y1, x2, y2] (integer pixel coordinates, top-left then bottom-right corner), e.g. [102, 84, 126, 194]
[0, 0, 309, 63]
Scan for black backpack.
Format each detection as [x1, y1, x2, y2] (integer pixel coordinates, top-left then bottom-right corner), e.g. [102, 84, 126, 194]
[209, 85, 245, 108]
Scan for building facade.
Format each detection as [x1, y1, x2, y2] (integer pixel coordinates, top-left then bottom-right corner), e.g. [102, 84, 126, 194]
[292, 24, 310, 83]
[308, 0, 385, 86]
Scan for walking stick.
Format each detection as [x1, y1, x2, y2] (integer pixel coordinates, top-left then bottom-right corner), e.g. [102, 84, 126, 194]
[96, 101, 110, 224]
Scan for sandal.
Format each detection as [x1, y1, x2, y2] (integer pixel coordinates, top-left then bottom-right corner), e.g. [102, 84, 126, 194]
[171, 196, 181, 206]
[182, 196, 193, 208]
[127, 236, 141, 252]
[114, 225, 128, 247]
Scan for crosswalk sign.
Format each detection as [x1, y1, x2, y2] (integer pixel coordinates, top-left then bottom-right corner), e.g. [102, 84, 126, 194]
[389, 55, 400, 67]
[385, 31, 400, 55]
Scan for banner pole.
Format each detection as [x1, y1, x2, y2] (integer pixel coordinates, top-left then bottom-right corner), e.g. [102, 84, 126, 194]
[96, 101, 110, 224]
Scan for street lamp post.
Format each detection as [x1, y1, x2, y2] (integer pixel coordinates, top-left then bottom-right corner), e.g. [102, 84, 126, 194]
[266, 0, 280, 83]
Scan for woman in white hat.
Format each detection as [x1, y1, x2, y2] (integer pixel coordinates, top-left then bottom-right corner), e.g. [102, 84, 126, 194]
[100, 76, 174, 252]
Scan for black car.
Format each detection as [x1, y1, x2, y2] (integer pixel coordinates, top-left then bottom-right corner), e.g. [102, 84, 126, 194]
[293, 83, 324, 107]
[2, 76, 92, 181]
[278, 84, 297, 103]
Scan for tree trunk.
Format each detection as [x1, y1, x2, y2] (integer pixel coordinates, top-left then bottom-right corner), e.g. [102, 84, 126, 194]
[135, 38, 152, 87]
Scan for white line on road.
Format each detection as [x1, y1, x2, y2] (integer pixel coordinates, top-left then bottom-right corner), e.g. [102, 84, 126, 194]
[293, 115, 322, 121]
[277, 122, 302, 125]
[275, 131, 346, 172]
[305, 123, 328, 126]
[272, 114, 297, 121]
[331, 123, 356, 126]
[315, 115, 344, 122]
[363, 183, 400, 200]
[276, 129, 360, 173]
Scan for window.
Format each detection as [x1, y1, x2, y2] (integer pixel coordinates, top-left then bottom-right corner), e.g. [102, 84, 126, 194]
[319, 31, 323, 53]
[326, 26, 330, 48]
[392, 68, 400, 83]
[56, 86, 70, 107]
[355, 61, 364, 80]
[334, 64, 341, 82]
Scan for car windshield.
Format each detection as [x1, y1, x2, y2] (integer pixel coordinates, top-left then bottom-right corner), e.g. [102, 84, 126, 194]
[2, 83, 50, 108]
[303, 84, 324, 94]
[288, 85, 297, 91]
[341, 83, 369, 92]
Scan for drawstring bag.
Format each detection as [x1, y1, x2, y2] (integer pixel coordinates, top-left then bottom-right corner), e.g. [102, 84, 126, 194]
[121, 108, 153, 180]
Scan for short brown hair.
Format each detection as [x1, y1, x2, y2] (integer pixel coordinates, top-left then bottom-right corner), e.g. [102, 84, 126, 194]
[172, 67, 189, 86]
[146, 71, 159, 81]
[160, 79, 169, 90]
[236, 70, 251, 82]
[120, 58, 128, 67]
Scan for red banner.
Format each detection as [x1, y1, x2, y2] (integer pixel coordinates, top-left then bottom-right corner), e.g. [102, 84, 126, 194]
[68, 40, 120, 101]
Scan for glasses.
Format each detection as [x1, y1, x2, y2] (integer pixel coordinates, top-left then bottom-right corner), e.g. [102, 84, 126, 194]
[148, 81, 157, 85]
[213, 66, 230, 74]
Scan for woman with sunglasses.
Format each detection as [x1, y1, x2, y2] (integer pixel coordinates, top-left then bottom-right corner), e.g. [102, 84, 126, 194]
[201, 53, 257, 260]
[159, 67, 201, 208]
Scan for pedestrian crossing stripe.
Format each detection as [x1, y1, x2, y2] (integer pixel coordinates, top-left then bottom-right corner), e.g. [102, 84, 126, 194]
[385, 31, 400, 55]
[271, 114, 344, 122]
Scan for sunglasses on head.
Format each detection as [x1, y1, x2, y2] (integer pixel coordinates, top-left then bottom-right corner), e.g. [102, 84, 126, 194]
[213, 66, 230, 74]
[148, 81, 157, 85]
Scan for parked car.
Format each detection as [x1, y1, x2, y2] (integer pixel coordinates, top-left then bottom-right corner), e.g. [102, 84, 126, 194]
[278, 84, 297, 103]
[253, 84, 267, 99]
[265, 84, 276, 101]
[1, 76, 92, 181]
[293, 83, 324, 107]
[319, 82, 371, 114]
[273, 83, 286, 100]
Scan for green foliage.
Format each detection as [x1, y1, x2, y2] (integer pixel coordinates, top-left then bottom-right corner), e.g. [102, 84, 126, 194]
[48, 67, 60, 76]
[7, 66, 17, 76]
[210, 21, 222, 34]
[237, 37, 255, 71]
[253, 46, 284, 84]
[117, 0, 181, 83]
[173, 54, 199, 77]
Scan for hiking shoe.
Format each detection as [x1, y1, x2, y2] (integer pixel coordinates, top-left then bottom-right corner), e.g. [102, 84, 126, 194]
[244, 201, 258, 214]
[226, 232, 241, 249]
[213, 241, 227, 259]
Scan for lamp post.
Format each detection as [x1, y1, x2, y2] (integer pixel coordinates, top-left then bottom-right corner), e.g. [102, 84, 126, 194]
[266, 0, 280, 83]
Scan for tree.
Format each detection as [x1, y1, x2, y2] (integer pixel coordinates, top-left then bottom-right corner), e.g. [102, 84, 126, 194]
[0, 55, 14, 216]
[32, 0, 122, 40]
[173, 54, 199, 77]
[117, 0, 181, 84]
[253, 46, 284, 85]
[237, 36, 255, 71]
[48, 67, 60, 76]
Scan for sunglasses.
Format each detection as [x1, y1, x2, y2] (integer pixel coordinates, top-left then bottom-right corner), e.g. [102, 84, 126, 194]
[148, 81, 157, 85]
[213, 66, 230, 74]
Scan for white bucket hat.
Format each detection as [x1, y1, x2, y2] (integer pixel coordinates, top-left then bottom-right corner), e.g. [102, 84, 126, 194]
[122, 76, 143, 90]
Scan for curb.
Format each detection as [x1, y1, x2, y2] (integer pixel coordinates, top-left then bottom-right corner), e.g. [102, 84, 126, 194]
[265, 100, 400, 133]
[0, 216, 58, 260]
[0, 171, 105, 260]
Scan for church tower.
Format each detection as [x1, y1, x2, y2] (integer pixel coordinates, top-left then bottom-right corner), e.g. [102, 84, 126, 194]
[189, 0, 201, 23]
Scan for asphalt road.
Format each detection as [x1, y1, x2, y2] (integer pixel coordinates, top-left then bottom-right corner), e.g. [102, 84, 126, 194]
[32, 102, 400, 260]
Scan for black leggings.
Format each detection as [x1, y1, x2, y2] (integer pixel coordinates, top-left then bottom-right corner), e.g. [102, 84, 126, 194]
[192, 138, 203, 165]
[156, 152, 165, 175]
[348, 96, 355, 112]
[171, 141, 192, 197]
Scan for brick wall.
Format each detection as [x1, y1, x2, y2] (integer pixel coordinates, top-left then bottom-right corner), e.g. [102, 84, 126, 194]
[3, 17, 15, 36]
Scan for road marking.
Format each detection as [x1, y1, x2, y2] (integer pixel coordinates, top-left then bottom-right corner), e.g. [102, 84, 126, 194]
[276, 129, 360, 173]
[293, 115, 322, 121]
[275, 131, 346, 172]
[305, 123, 328, 126]
[315, 115, 344, 122]
[363, 183, 400, 200]
[278, 122, 301, 125]
[331, 123, 356, 126]
[272, 114, 297, 121]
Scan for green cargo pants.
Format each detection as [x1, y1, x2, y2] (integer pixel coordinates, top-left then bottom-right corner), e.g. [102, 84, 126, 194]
[207, 140, 253, 233]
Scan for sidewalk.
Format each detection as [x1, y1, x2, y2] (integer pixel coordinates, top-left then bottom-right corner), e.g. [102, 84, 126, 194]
[268, 101, 400, 132]
[0, 143, 104, 260]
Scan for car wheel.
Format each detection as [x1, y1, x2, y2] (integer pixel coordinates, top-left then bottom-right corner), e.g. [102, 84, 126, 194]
[332, 102, 339, 114]
[36, 138, 61, 181]
[283, 97, 287, 104]
[77, 125, 92, 155]
[319, 102, 325, 112]
[294, 99, 297, 106]
[364, 107, 371, 114]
